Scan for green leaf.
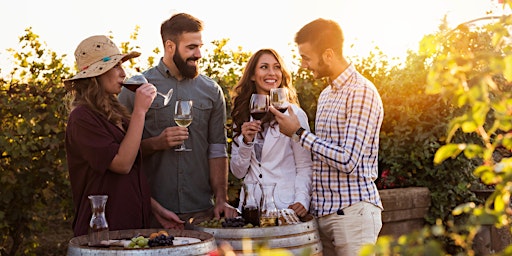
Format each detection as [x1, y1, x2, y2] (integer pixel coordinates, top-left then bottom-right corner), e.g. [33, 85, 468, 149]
[452, 202, 475, 215]
[461, 121, 478, 133]
[504, 55, 512, 82]
[493, 193, 506, 212]
[434, 144, 464, 164]
[462, 144, 484, 159]
[474, 165, 493, 176]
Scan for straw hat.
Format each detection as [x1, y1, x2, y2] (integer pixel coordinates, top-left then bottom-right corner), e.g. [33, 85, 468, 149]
[64, 35, 140, 87]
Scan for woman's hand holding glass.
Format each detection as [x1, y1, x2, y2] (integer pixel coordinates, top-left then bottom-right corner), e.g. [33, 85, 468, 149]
[249, 94, 269, 121]
[244, 94, 268, 144]
[123, 72, 156, 115]
[241, 120, 261, 144]
[123, 71, 156, 114]
[133, 83, 157, 114]
[123, 71, 173, 106]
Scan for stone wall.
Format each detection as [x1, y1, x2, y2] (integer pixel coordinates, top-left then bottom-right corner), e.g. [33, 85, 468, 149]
[472, 189, 512, 255]
[378, 187, 431, 237]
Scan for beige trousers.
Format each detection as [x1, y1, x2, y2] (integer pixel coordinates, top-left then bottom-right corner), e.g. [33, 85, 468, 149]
[317, 201, 382, 256]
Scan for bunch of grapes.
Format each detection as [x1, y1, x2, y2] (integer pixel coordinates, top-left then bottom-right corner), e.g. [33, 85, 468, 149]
[127, 236, 149, 248]
[198, 217, 256, 228]
[198, 218, 224, 228]
[222, 217, 246, 228]
[148, 234, 174, 247]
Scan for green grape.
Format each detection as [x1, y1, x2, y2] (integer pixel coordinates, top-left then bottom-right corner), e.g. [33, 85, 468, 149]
[137, 238, 148, 247]
[127, 235, 149, 248]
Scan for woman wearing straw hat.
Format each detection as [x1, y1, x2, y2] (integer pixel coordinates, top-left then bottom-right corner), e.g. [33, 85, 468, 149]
[64, 35, 184, 236]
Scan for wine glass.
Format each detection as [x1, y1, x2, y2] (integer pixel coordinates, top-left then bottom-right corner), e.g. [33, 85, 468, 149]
[270, 88, 289, 113]
[249, 94, 269, 120]
[122, 72, 146, 92]
[174, 100, 193, 152]
[123, 72, 173, 106]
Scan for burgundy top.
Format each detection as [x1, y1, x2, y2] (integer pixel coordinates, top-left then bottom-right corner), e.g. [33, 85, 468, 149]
[65, 105, 151, 236]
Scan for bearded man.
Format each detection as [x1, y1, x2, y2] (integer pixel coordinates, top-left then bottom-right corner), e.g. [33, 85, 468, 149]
[118, 13, 237, 229]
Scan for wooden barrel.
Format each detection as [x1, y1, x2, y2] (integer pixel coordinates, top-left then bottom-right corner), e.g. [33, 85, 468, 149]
[67, 228, 216, 256]
[195, 216, 322, 255]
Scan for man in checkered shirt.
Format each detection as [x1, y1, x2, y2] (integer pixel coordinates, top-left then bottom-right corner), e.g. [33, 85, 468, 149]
[270, 18, 384, 256]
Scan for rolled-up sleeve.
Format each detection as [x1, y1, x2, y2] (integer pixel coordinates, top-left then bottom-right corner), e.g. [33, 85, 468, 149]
[208, 82, 228, 159]
[209, 143, 228, 159]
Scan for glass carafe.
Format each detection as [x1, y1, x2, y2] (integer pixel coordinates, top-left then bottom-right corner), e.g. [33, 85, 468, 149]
[88, 195, 109, 247]
[241, 181, 260, 226]
[259, 182, 279, 227]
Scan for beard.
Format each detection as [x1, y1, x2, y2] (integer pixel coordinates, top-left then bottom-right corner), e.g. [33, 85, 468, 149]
[313, 58, 330, 79]
[173, 49, 199, 79]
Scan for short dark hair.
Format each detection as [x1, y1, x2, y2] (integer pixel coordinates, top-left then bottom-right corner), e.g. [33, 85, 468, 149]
[294, 18, 344, 57]
[160, 13, 203, 45]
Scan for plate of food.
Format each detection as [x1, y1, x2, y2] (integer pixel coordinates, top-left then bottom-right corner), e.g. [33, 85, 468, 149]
[172, 237, 201, 245]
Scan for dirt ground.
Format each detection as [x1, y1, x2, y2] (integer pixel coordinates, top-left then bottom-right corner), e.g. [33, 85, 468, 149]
[32, 218, 74, 255]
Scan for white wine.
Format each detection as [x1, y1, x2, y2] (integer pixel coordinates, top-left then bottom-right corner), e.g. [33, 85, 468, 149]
[259, 216, 278, 227]
[174, 100, 193, 152]
[175, 116, 192, 127]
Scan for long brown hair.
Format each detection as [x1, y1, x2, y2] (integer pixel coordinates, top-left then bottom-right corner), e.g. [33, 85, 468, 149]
[230, 48, 299, 138]
[68, 77, 131, 125]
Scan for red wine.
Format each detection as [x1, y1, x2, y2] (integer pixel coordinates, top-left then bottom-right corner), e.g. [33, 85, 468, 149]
[122, 82, 143, 92]
[250, 111, 266, 120]
[242, 207, 260, 226]
[276, 107, 287, 113]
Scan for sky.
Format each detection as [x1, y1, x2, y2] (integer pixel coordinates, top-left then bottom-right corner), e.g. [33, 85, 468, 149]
[0, 0, 508, 77]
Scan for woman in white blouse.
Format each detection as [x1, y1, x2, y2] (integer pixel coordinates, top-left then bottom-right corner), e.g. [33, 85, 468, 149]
[229, 48, 313, 218]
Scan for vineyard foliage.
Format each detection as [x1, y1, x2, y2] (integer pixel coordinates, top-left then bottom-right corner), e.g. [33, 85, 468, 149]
[1, 11, 509, 254]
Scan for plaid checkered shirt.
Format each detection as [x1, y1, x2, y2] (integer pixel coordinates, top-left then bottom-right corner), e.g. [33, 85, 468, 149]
[297, 64, 384, 217]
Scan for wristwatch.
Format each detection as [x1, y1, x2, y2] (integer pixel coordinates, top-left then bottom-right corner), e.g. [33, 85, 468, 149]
[292, 127, 305, 143]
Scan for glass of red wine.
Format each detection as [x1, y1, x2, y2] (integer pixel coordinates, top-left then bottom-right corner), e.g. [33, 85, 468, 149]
[122, 72, 146, 92]
[123, 72, 173, 106]
[270, 88, 289, 113]
[249, 94, 269, 120]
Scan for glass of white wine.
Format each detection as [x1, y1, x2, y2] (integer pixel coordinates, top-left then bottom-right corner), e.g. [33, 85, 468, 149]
[174, 100, 193, 152]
